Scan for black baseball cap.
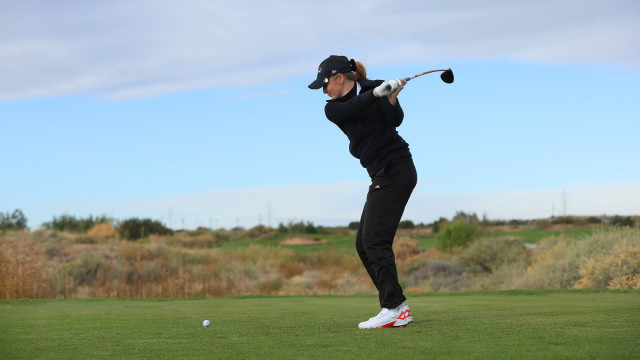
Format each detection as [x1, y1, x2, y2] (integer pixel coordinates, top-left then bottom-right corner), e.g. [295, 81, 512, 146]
[308, 55, 355, 89]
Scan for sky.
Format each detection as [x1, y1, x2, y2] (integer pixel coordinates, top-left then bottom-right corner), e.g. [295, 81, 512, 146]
[1, 0, 639, 230]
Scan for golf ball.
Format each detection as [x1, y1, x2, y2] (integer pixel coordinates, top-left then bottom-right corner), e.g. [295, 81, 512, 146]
[202, 320, 211, 327]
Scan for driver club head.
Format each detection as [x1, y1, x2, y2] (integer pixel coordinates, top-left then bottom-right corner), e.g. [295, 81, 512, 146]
[440, 69, 454, 84]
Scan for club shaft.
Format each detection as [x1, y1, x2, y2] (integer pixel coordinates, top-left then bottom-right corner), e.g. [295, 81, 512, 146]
[384, 68, 452, 91]
[405, 69, 451, 82]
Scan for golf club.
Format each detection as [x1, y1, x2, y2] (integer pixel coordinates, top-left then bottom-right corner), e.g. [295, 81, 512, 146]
[406, 68, 454, 83]
[385, 68, 454, 91]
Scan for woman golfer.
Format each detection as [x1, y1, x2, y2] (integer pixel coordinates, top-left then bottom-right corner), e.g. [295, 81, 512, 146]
[309, 55, 416, 329]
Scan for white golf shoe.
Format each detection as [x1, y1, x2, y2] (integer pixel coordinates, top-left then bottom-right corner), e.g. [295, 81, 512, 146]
[358, 302, 413, 329]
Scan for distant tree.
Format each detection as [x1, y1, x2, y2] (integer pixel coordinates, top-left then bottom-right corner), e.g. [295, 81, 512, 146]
[536, 219, 552, 230]
[611, 216, 635, 227]
[348, 221, 360, 230]
[398, 220, 415, 229]
[453, 211, 480, 224]
[43, 214, 112, 233]
[118, 218, 173, 240]
[0, 209, 28, 230]
[552, 216, 575, 225]
[304, 221, 317, 234]
[277, 219, 318, 234]
[431, 217, 449, 234]
[435, 220, 479, 252]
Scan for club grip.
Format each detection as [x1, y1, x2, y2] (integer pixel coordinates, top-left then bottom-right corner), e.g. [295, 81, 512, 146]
[385, 78, 411, 91]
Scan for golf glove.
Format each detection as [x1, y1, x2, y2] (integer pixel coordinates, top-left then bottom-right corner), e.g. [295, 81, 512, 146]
[373, 79, 400, 97]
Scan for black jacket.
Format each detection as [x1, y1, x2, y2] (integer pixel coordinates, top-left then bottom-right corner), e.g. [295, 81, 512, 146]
[325, 79, 412, 178]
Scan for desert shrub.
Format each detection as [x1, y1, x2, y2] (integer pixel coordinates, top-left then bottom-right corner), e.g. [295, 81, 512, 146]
[393, 236, 421, 261]
[117, 242, 140, 262]
[463, 236, 529, 273]
[409, 260, 469, 292]
[611, 216, 635, 227]
[435, 221, 479, 251]
[575, 243, 640, 290]
[257, 276, 284, 295]
[278, 262, 305, 278]
[44, 241, 61, 258]
[424, 273, 474, 292]
[87, 223, 119, 239]
[63, 252, 106, 286]
[413, 260, 463, 280]
[536, 219, 552, 230]
[247, 225, 277, 238]
[315, 276, 335, 291]
[511, 228, 640, 290]
[76, 234, 97, 244]
[118, 218, 173, 240]
[510, 238, 585, 289]
[476, 262, 528, 290]
[174, 232, 219, 249]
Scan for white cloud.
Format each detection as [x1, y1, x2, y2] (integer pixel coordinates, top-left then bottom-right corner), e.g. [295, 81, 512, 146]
[1, 0, 638, 101]
[408, 182, 640, 222]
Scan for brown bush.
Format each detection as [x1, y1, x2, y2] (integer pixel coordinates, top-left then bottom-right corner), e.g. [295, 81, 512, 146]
[87, 223, 119, 239]
[575, 243, 640, 290]
[393, 236, 421, 261]
[174, 232, 219, 249]
[462, 236, 529, 273]
[3, 226, 638, 299]
[278, 262, 304, 278]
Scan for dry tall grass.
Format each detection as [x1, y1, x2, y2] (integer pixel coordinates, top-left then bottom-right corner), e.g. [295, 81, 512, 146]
[0, 230, 372, 299]
[1, 227, 638, 299]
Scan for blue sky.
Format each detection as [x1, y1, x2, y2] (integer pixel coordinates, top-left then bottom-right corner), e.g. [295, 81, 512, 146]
[1, 0, 639, 229]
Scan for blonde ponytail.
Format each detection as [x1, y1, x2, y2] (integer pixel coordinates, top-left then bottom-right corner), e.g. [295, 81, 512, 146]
[354, 61, 368, 80]
[343, 60, 368, 81]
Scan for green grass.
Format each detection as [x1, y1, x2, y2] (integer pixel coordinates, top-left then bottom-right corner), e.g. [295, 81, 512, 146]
[220, 233, 357, 254]
[1, 291, 638, 359]
[490, 227, 606, 244]
[415, 236, 436, 249]
[223, 226, 607, 254]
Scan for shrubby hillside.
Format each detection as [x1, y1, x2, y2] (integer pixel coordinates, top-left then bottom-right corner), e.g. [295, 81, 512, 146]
[1, 213, 638, 299]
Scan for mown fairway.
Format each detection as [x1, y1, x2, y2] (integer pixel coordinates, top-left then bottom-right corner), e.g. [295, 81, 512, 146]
[1, 291, 638, 359]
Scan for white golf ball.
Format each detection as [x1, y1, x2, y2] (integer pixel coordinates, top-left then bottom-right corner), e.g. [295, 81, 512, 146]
[202, 320, 211, 327]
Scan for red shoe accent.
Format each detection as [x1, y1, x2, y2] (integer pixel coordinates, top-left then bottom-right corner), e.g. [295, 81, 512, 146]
[397, 309, 412, 320]
[376, 321, 396, 328]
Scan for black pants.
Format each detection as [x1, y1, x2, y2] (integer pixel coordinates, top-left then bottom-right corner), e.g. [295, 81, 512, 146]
[356, 158, 417, 309]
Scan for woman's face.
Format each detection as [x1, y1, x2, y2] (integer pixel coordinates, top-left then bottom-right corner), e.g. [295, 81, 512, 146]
[323, 74, 347, 99]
